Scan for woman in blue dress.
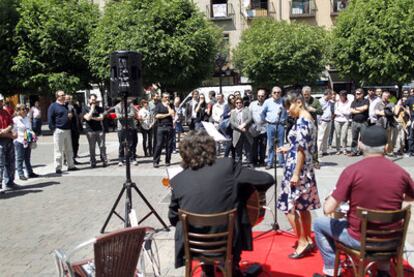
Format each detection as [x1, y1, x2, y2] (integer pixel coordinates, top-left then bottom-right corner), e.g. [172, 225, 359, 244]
[277, 90, 321, 259]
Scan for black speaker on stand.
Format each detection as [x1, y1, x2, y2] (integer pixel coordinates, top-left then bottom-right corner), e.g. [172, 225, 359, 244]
[101, 50, 169, 233]
[110, 51, 142, 98]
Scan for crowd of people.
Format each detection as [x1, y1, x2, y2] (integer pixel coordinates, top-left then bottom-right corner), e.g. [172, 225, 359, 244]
[174, 86, 414, 171]
[2, 85, 414, 190]
[0, 94, 40, 194]
[0, 85, 413, 276]
[167, 89, 414, 277]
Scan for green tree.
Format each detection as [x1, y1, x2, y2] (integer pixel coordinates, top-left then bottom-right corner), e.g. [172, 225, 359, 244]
[233, 18, 327, 88]
[0, 0, 20, 95]
[88, 0, 221, 94]
[332, 0, 414, 86]
[13, 0, 99, 95]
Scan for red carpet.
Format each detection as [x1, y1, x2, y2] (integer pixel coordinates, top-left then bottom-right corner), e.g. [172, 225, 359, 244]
[193, 231, 414, 276]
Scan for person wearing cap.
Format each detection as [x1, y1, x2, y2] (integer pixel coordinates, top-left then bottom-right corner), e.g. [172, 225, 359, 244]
[0, 93, 19, 193]
[312, 125, 414, 277]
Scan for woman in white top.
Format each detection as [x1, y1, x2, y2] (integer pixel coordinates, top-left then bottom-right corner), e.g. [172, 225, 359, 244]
[28, 100, 42, 135]
[138, 99, 154, 157]
[334, 90, 352, 154]
[13, 104, 38, 180]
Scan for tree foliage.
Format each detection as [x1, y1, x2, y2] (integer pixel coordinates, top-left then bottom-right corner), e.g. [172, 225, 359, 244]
[13, 0, 99, 95]
[88, 0, 221, 93]
[233, 18, 327, 88]
[332, 0, 414, 85]
[0, 0, 20, 95]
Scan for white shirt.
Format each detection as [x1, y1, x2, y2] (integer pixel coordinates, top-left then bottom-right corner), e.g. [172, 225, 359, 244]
[138, 107, 153, 130]
[369, 97, 382, 123]
[191, 100, 198, 119]
[30, 106, 41, 119]
[13, 116, 32, 145]
[334, 100, 351, 122]
[212, 101, 225, 124]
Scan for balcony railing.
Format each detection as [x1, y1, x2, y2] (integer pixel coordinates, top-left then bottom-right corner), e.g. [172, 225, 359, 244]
[290, 0, 316, 18]
[206, 3, 235, 20]
[331, 0, 348, 15]
[245, 1, 276, 19]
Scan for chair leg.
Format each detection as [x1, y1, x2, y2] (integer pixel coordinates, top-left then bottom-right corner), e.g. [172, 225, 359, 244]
[333, 250, 340, 277]
[225, 259, 232, 277]
[357, 260, 365, 277]
[185, 259, 191, 277]
[395, 256, 404, 277]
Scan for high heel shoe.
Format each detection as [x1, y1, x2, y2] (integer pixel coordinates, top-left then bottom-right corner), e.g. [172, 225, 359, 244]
[288, 243, 312, 259]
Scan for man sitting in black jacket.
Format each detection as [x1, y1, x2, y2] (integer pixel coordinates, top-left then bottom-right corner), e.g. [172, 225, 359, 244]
[168, 130, 274, 276]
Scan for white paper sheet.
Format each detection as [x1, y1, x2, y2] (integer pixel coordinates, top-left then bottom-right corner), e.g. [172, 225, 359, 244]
[202, 121, 230, 142]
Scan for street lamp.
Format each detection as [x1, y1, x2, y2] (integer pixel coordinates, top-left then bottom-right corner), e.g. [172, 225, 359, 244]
[215, 53, 227, 95]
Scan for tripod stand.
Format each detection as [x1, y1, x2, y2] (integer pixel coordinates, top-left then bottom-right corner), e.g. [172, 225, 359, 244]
[101, 95, 170, 233]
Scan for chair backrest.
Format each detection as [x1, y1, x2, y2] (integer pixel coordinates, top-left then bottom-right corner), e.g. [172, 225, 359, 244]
[357, 205, 411, 258]
[94, 226, 147, 277]
[178, 209, 237, 265]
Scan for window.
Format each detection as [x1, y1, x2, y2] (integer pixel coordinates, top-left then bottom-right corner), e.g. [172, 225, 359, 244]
[223, 33, 230, 58]
[333, 0, 348, 13]
[290, 0, 316, 17]
[250, 0, 268, 10]
[212, 0, 228, 18]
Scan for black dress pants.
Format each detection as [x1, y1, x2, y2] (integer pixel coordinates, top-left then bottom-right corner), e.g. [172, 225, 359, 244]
[118, 129, 136, 162]
[251, 133, 267, 165]
[141, 128, 153, 156]
[71, 130, 80, 158]
[153, 125, 173, 164]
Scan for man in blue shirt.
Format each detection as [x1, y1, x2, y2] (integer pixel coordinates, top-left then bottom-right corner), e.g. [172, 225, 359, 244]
[249, 89, 267, 166]
[317, 89, 333, 156]
[261, 86, 287, 169]
[48, 90, 78, 174]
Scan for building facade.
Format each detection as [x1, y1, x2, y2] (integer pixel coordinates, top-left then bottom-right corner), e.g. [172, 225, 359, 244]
[193, 0, 348, 53]
[91, 0, 350, 88]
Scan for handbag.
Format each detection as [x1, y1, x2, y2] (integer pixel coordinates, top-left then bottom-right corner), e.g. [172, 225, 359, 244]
[30, 141, 37, 149]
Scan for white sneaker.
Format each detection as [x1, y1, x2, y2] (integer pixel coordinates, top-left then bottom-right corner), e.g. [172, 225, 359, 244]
[133, 160, 138, 166]
[118, 162, 123, 166]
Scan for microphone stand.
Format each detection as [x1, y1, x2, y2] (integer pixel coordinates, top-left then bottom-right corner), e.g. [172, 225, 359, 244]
[255, 109, 295, 239]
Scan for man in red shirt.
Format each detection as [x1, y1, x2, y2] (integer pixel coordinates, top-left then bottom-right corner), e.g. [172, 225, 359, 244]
[0, 94, 18, 193]
[313, 125, 414, 277]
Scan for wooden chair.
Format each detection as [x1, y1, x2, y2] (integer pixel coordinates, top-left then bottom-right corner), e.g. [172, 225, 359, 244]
[179, 208, 237, 277]
[54, 226, 148, 277]
[333, 205, 411, 277]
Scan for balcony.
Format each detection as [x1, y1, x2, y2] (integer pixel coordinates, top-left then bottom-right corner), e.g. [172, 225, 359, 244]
[245, 1, 276, 20]
[206, 3, 235, 21]
[290, 0, 316, 18]
[331, 0, 349, 16]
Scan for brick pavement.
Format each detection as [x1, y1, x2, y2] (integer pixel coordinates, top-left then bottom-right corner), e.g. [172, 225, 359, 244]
[0, 132, 413, 276]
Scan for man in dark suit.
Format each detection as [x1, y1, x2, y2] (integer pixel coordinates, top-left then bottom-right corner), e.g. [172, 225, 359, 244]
[168, 130, 274, 276]
[185, 90, 199, 130]
[230, 97, 253, 165]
